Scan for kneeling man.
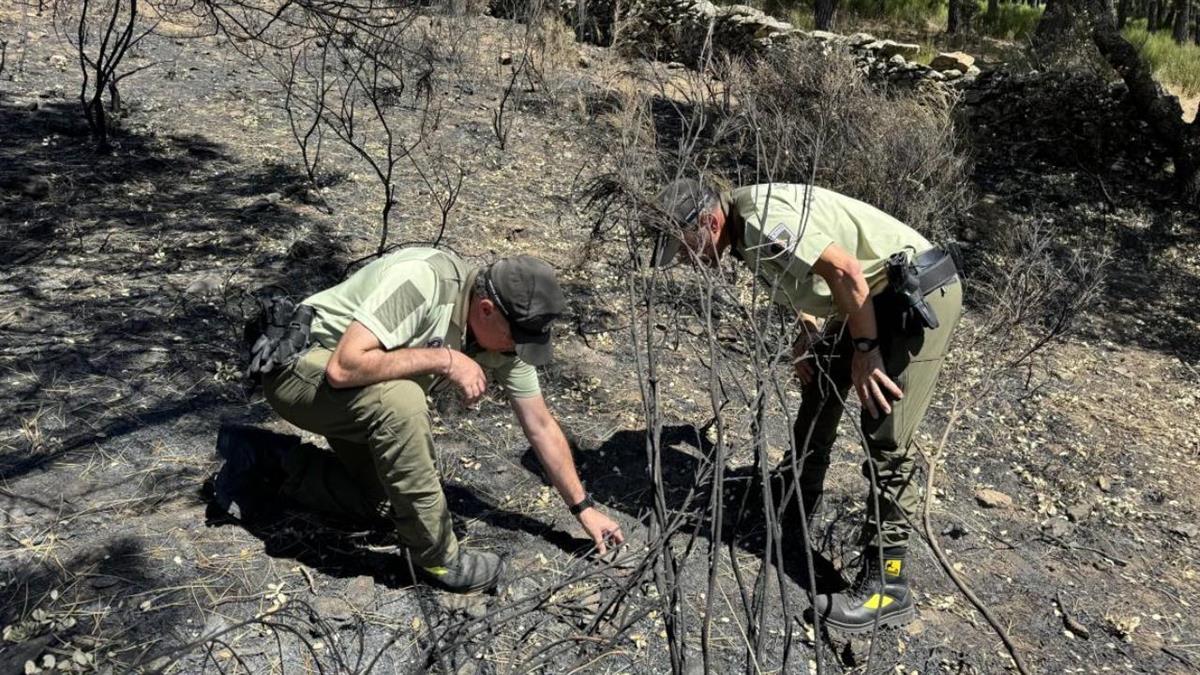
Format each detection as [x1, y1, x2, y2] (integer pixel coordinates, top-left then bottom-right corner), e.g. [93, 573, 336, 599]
[217, 247, 624, 593]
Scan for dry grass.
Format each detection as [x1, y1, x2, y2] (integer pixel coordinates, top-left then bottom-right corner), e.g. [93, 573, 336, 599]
[1167, 82, 1200, 122]
[717, 44, 972, 240]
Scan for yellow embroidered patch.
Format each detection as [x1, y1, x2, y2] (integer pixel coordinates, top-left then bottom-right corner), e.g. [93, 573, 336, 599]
[863, 594, 895, 610]
[885, 559, 902, 576]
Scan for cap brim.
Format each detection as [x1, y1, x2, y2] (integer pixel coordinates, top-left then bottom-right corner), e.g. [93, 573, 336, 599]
[512, 324, 553, 366]
[652, 235, 683, 268]
[514, 338, 552, 366]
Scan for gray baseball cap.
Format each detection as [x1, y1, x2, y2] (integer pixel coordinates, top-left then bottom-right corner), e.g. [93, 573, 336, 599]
[484, 255, 566, 366]
[651, 178, 718, 266]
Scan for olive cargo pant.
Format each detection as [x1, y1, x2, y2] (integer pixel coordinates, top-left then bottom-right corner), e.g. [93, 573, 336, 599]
[263, 346, 458, 567]
[790, 280, 962, 550]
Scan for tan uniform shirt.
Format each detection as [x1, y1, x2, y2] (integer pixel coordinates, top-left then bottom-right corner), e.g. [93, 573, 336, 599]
[303, 247, 541, 398]
[729, 184, 932, 318]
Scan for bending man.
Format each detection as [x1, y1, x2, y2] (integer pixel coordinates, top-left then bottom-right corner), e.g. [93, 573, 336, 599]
[653, 181, 961, 632]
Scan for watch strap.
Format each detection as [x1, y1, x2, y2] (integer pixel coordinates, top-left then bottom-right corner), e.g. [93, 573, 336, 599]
[569, 494, 596, 515]
[852, 337, 880, 353]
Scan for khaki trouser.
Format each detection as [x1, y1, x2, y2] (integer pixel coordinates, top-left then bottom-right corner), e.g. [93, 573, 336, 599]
[263, 347, 458, 567]
[791, 280, 962, 550]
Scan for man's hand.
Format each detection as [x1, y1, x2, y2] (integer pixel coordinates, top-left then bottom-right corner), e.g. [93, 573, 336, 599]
[792, 316, 822, 386]
[510, 395, 623, 555]
[577, 508, 624, 556]
[793, 333, 816, 385]
[446, 349, 486, 405]
[851, 348, 903, 418]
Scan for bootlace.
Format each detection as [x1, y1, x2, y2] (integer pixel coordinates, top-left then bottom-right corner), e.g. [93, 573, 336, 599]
[847, 555, 883, 602]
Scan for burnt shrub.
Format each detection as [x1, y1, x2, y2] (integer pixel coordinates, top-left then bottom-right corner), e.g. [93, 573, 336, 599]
[715, 44, 973, 241]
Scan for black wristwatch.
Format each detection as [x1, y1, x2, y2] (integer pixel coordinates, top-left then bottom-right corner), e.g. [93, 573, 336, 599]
[569, 494, 596, 515]
[852, 337, 880, 353]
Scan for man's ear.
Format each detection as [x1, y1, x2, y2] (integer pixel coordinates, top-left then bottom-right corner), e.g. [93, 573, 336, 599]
[700, 210, 720, 234]
[478, 298, 497, 317]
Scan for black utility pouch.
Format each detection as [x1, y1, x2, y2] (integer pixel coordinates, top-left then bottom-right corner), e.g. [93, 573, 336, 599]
[886, 251, 939, 334]
[244, 297, 314, 384]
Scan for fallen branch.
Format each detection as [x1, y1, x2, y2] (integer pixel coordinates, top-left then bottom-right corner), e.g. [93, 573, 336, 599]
[1041, 535, 1131, 567]
[1161, 646, 1200, 672]
[919, 399, 1033, 675]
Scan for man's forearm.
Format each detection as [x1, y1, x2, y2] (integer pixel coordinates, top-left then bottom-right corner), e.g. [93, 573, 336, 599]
[830, 274, 877, 340]
[328, 346, 451, 389]
[529, 423, 587, 507]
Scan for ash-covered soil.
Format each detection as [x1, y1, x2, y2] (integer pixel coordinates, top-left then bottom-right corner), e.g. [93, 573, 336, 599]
[2, 4, 1199, 674]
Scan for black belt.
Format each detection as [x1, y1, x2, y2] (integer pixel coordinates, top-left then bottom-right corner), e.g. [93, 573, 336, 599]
[913, 248, 959, 296]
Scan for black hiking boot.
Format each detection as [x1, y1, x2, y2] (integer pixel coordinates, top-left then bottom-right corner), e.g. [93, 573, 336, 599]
[418, 549, 504, 594]
[211, 424, 290, 520]
[809, 547, 915, 633]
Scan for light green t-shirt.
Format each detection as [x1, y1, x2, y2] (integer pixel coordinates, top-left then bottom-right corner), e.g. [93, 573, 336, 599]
[729, 184, 932, 318]
[302, 247, 541, 399]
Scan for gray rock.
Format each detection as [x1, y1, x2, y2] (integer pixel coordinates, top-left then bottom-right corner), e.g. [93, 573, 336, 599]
[185, 275, 223, 296]
[846, 32, 877, 46]
[344, 575, 376, 611]
[312, 596, 354, 623]
[807, 30, 841, 42]
[942, 69, 962, 81]
[888, 54, 907, 66]
[975, 488, 1013, 509]
[1066, 502, 1091, 523]
[498, 51, 513, 65]
[875, 40, 921, 58]
[1042, 516, 1073, 539]
[752, 18, 792, 38]
[930, 51, 975, 73]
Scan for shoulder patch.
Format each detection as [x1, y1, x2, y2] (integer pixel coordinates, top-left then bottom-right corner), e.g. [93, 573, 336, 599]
[765, 222, 793, 257]
[426, 337, 444, 348]
[377, 279, 427, 334]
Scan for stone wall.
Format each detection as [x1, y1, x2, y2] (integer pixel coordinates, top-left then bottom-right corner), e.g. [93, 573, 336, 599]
[492, 0, 982, 87]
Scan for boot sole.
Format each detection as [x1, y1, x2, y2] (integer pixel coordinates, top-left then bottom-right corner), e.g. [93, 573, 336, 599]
[819, 605, 916, 634]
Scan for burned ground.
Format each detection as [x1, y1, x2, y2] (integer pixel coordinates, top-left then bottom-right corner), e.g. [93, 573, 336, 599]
[2, 4, 1200, 674]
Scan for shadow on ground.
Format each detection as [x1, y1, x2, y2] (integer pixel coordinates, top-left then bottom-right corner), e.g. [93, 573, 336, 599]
[518, 424, 853, 593]
[0, 99, 347, 481]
